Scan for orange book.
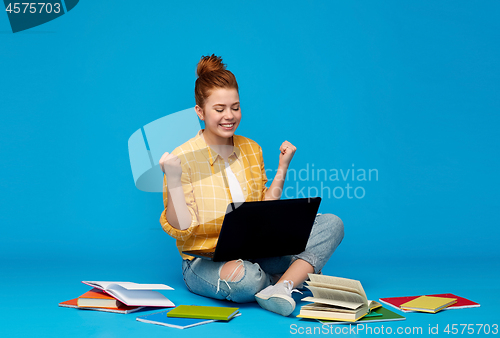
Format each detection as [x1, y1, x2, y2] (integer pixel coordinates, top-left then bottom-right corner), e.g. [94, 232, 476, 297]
[59, 297, 143, 314]
[77, 288, 124, 308]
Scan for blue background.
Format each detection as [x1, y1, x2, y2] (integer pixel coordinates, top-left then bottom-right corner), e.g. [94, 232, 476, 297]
[1, 1, 499, 337]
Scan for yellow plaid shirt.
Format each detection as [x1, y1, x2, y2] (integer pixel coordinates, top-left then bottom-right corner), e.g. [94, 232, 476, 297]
[160, 130, 269, 260]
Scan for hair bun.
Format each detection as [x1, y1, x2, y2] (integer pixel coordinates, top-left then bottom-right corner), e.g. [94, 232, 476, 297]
[196, 54, 226, 78]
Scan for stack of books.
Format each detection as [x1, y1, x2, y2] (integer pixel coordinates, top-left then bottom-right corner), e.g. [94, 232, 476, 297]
[297, 274, 384, 322]
[136, 305, 241, 329]
[379, 293, 480, 313]
[59, 281, 175, 314]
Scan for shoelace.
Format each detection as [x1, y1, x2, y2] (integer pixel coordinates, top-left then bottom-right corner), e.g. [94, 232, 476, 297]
[283, 280, 303, 296]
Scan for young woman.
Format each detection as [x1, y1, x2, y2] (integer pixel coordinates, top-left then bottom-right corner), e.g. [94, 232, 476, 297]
[159, 55, 344, 316]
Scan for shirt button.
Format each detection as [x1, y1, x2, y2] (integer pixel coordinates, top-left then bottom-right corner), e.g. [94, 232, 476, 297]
[243, 187, 246, 191]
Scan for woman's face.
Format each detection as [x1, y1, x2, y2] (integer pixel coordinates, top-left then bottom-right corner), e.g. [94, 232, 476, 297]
[196, 87, 241, 144]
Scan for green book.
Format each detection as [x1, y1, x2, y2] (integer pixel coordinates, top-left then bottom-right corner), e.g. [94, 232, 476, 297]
[318, 307, 405, 325]
[167, 305, 239, 321]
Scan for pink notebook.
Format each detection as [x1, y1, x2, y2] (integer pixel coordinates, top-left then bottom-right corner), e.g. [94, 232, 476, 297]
[379, 293, 479, 313]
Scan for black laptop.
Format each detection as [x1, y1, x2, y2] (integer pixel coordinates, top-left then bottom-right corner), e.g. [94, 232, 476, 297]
[182, 197, 321, 262]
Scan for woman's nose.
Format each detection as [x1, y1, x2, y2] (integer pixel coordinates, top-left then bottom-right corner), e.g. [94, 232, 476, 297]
[224, 108, 234, 120]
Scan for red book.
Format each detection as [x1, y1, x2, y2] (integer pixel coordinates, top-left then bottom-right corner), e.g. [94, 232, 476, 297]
[379, 293, 479, 312]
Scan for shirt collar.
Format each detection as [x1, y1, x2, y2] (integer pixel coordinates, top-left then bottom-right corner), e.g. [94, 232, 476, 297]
[194, 130, 241, 165]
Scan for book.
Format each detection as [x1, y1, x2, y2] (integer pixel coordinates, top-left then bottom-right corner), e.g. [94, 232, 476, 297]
[297, 274, 382, 322]
[77, 288, 124, 308]
[82, 281, 173, 291]
[379, 293, 479, 312]
[317, 306, 406, 325]
[81, 281, 175, 307]
[59, 298, 143, 314]
[137, 309, 242, 329]
[400, 295, 457, 313]
[167, 305, 239, 321]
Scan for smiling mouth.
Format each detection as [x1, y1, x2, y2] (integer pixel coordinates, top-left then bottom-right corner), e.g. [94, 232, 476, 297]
[220, 123, 234, 128]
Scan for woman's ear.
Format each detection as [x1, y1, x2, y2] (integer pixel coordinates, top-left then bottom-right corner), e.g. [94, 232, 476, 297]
[195, 105, 204, 120]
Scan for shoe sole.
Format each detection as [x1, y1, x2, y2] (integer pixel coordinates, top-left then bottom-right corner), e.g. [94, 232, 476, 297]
[255, 293, 296, 317]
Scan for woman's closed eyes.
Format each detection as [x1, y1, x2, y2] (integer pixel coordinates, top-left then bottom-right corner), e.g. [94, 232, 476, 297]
[215, 107, 240, 113]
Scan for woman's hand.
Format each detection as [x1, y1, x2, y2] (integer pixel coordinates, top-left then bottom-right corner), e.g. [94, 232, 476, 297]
[159, 152, 182, 181]
[278, 140, 296, 168]
[264, 140, 296, 200]
[160, 152, 191, 230]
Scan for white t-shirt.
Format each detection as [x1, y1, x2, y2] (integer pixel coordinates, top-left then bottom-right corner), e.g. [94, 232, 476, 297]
[224, 161, 245, 203]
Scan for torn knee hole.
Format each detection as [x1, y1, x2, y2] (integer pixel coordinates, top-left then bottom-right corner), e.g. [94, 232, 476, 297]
[219, 259, 245, 282]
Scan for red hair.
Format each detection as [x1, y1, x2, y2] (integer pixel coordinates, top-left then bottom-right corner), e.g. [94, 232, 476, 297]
[195, 54, 239, 109]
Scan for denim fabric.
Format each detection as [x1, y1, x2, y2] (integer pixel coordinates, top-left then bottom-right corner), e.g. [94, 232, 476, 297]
[181, 213, 344, 303]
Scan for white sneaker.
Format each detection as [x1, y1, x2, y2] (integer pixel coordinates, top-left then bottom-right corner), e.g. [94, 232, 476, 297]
[255, 280, 301, 316]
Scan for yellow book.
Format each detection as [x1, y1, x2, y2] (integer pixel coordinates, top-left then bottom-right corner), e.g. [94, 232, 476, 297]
[400, 296, 457, 313]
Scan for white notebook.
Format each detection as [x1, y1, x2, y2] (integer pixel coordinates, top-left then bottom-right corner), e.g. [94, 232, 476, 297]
[81, 281, 175, 307]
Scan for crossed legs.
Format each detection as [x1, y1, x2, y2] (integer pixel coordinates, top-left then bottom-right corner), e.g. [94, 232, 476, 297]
[181, 213, 344, 309]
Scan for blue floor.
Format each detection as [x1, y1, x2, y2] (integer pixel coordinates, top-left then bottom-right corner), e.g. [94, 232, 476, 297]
[1, 254, 497, 337]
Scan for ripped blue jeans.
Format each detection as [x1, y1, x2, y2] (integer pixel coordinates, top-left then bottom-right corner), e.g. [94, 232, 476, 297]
[181, 213, 344, 303]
